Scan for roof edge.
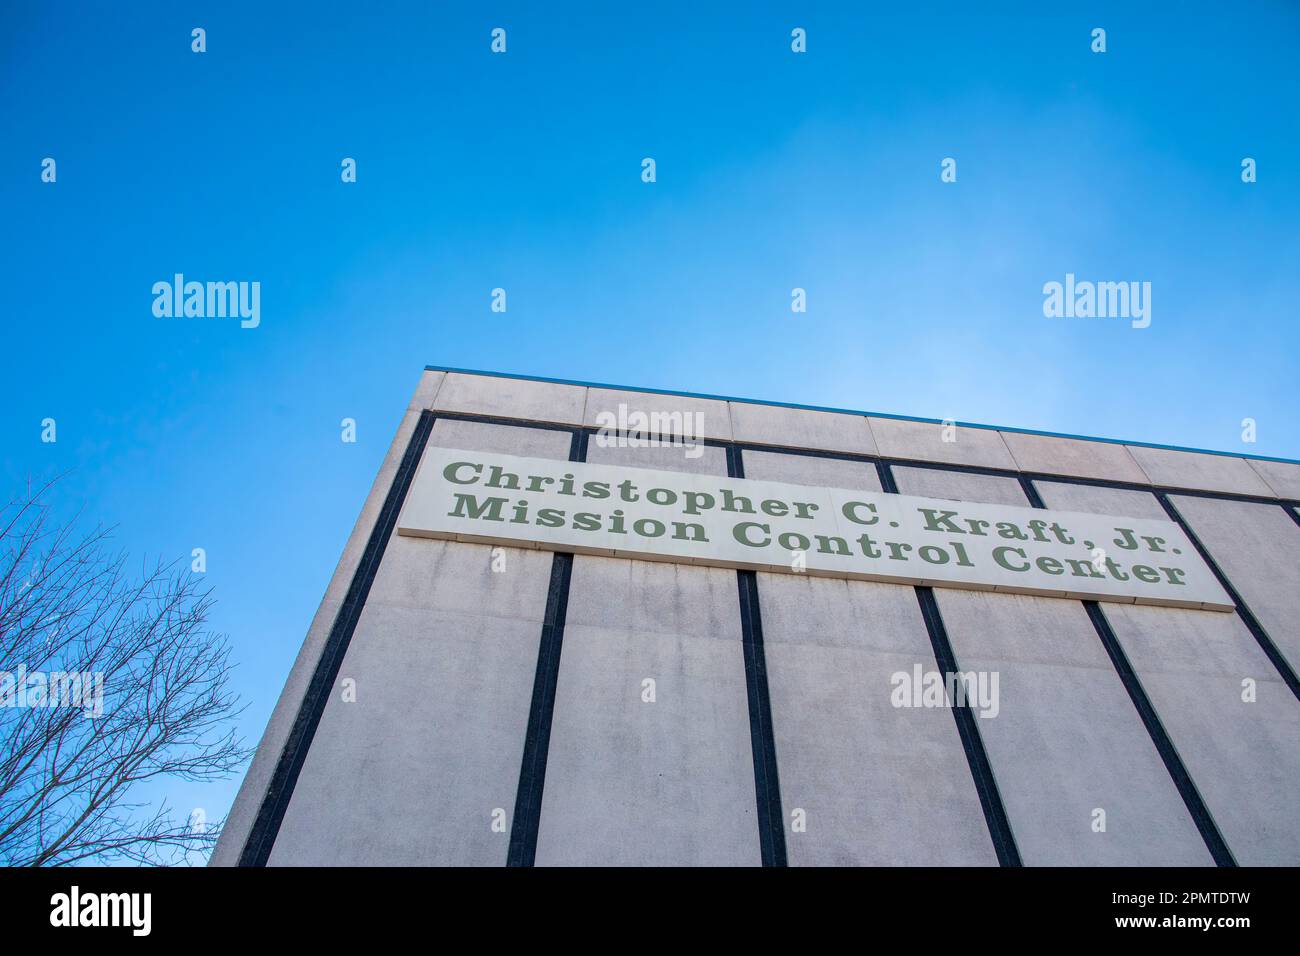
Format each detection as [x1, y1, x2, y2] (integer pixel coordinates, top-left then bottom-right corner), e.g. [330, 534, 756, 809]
[423, 365, 1300, 467]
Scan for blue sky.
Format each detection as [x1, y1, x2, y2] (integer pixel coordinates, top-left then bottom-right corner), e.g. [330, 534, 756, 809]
[3, 2, 1298, 848]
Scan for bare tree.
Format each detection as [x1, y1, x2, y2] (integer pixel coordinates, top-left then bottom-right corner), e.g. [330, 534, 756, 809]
[0, 479, 250, 865]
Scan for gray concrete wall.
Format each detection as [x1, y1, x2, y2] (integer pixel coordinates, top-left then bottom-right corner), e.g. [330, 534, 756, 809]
[1168, 495, 1300, 674]
[213, 370, 446, 867]
[220, 370, 1300, 867]
[267, 419, 570, 865]
[743, 451, 995, 865]
[889, 468, 1211, 865]
[1035, 480, 1300, 865]
[534, 442, 761, 865]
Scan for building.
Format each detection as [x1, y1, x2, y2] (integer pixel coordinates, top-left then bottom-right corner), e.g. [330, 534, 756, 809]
[212, 367, 1300, 866]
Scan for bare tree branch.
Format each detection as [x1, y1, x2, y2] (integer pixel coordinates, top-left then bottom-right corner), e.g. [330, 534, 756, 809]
[0, 481, 250, 866]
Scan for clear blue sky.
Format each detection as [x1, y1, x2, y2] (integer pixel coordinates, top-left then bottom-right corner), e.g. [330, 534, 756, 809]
[3, 2, 1298, 845]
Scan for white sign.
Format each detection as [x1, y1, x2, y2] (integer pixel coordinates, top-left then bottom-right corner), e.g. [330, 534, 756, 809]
[397, 448, 1234, 611]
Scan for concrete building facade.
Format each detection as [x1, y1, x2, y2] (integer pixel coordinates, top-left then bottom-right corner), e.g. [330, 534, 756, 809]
[212, 368, 1300, 867]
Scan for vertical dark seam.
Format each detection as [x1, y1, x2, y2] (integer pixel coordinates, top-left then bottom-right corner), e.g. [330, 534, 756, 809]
[1156, 493, 1300, 702]
[1019, 476, 1235, 866]
[506, 428, 587, 866]
[238, 410, 436, 866]
[882, 461, 1021, 866]
[727, 445, 788, 866]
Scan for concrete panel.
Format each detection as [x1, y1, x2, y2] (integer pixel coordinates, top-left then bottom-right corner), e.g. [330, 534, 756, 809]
[744, 447, 993, 864]
[432, 371, 586, 425]
[743, 448, 882, 492]
[759, 571, 997, 865]
[535, 557, 759, 865]
[270, 541, 557, 865]
[1000, 431, 1150, 484]
[1170, 495, 1300, 674]
[213, 406, 424, 866]
[940, 590, 1212, 865]
[428, 417, 573, 459]
[729, 401, 878, 456]
[890, 468, 1212, 865]
[583, 387, 731, 441]
[1246, 458, 1300, 501]
[585, 435, 727, 475]
[1032, 480, 1169, 521]
[869, 417, 1018, 471]
[535, 441, 759, 865]
[1103, 603, 1300, 865]
[1032, 479, 1300, 864]
[409, 369, 445, 410]
[1127, 446, 1276, 497]
[327, 418, 570, 605]
[892, 465, 1027, 507]
[260, 417, 571, 866]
